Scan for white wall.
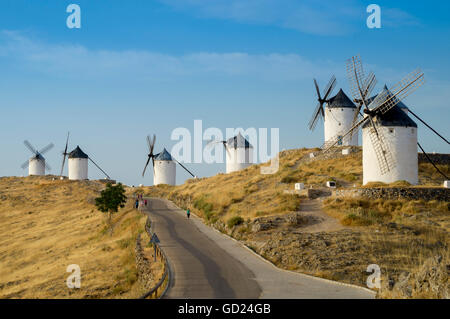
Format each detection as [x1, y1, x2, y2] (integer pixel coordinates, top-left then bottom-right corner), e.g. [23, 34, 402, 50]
[68, 158, 88, 180]
[29, 158, 45, 176]
[225, 147, 253, 173]
[324, 107, 358, 146]
[363, 126, 418, 185]
[154, 160, 176, 186]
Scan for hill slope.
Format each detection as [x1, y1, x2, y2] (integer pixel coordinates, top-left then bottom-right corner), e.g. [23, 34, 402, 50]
[142, 148, 449, 298]
[0, 176, 148, 298]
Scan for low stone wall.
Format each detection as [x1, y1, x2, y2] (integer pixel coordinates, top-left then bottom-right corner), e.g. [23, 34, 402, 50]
[135, 234, 154, 290]
[418, 153, 450, 165]
[335, 187, 450, 202]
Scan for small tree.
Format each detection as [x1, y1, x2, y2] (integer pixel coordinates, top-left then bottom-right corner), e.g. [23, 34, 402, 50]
[95, 183, 127, 234]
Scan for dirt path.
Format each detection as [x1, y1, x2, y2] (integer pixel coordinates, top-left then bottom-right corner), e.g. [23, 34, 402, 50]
[296, 198, 346, 233]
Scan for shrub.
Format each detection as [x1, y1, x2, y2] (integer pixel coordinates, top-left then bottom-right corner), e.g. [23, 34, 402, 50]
[227, 216, 244, 228]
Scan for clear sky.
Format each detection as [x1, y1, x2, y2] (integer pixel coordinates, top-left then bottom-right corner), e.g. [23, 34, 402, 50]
[0, 0, 449, 185]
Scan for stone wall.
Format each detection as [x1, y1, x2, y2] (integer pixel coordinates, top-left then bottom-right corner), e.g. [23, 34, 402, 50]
[418, 153, 450, 165]
[335, 187, 450, 202]
[135, 233, 154, 290]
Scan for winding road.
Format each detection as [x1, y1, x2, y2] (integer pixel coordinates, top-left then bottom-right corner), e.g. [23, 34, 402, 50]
[144, 198, 375, 299]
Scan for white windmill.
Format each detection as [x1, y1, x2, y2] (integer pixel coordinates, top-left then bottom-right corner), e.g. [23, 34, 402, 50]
[208, 132, 254, 173]
[323, 55, 430, 185]
[60, 132, 111, 181]
[21, 140, 54, 176]
[309, 76, 359, 146]
[142, 135, 196, 186]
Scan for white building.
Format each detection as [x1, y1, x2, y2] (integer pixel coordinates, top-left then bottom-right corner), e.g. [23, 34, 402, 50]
[225, 132, 254, 173]
[154, 148, 176, 186]
[324, 89, 359, 146]
[68, 146, 89, 180]
[28, 155, 45, 176]
[363, 86, 418, 185]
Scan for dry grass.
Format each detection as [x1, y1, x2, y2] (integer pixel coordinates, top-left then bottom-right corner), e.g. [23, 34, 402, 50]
[143, 147, 447, 226]
[0, 176, 150, 299]
[323, 197, 449, 226]
[141, 147, 448, 297]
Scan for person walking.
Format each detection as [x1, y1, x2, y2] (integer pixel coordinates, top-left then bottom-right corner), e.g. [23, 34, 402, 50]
[144, 199, 147, 206]
[186, 208, 191, 219]
[135, 199, 139, 210]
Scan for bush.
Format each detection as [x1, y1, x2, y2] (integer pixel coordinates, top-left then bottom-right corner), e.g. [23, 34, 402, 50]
[227, 216, 244, 228]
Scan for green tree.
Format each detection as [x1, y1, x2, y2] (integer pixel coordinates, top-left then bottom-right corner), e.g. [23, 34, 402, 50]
[95, 183, 127, 234]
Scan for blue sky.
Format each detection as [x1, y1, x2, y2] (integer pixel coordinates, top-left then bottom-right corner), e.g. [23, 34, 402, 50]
[0, 0, 449, 185]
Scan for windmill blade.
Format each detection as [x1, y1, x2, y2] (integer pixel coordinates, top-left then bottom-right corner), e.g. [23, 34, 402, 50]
[346, 55, 366, 103]
[370, 69, 425, 115]
[322, 75, 337, 100]
[152, 157, 155, 176]
[88, 157, 111, 179]
[24, 140, 38, 155]
[147, 134, 156, 155]
[205, 139, 224, 148]
[173, 157, 196, 178]
[313, 79, 321, 100]
[142, 156, 151, 177]
[60, 154, 67, 176]
[308, 102, 324, 131]
[223, 142, 232, 157]
[367, 120, 396, 175]
[349, 71, 375, 131]
[21, 160, 29, 169]
[45, 161, 52, 172]
[60, 132, 70, 176]
[362, 72, 377, 100]
[322, 116, 370, 152]
[39, 143, 54, 155]
[63, 132, 70, 154]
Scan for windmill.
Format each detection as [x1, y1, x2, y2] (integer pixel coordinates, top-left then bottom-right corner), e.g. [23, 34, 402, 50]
[59, 132, 70, 177]
[59, 132, 111, 180]
[309, 75, 359, 147]
[207, 132, 254, 173]
[323, 55, 430, 185]
[142, 134, 196, 186]
[21, 140, 54, 176]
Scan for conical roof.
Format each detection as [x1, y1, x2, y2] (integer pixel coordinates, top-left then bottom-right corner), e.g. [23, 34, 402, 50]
[154, 148, 173, 161]
[327, 89, 356, 109]
[226, 132, 253, 149]
[363, 85, 416, 128]
[68, 146, 88, 159]
[374, 85, 409, 110]
[31, 153, 44, 161]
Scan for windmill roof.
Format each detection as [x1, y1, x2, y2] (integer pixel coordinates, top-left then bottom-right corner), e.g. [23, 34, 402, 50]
[154, 148, 173, 161]
[68, 146, 88, 159]
[369, 85, 409, 109]
[363, 85, 416, 128]
[327, 89, 356, 109]
[31, 153, 44, 160]
[363, 105, 417, 128]
[226, 132, 253, 149]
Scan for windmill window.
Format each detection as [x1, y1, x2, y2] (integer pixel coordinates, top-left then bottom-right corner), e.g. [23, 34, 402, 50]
[389, 128, 394, 134]
[411, 128, 415, 133]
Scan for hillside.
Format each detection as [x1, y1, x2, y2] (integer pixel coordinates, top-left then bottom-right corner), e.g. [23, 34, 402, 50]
[143, 147, 449, 298]
[0, 176, 156, 298]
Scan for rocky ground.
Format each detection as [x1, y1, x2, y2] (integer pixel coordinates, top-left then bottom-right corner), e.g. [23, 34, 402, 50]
[203, 198, 449, 299]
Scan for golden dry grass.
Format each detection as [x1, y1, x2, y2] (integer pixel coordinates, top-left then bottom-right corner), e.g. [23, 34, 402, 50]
[0, 175, 151, 299]
[143, 147, 447, 226]
[141, 147, 448, 297]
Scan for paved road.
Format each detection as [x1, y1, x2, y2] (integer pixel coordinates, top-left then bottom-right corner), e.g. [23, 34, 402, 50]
[145, 198, 261, 298]
[145, 198, 376, 299]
